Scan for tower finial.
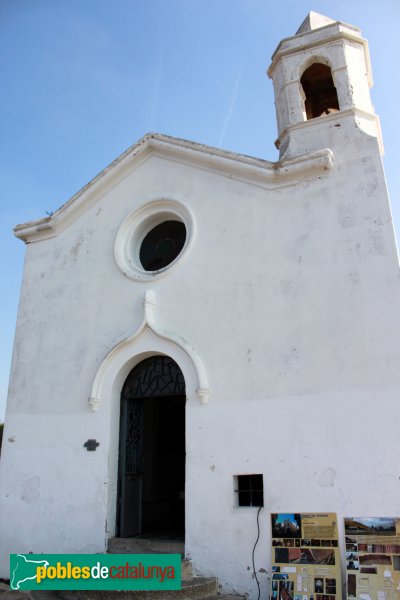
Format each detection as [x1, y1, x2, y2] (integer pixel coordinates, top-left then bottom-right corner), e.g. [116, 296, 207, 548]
[296, 12, 336, 34]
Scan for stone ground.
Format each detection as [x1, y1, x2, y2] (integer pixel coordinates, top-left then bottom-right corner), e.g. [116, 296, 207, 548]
[0, 588, 243, 600]
[0, 590, 66, 600]
[0, 538, 245, 599]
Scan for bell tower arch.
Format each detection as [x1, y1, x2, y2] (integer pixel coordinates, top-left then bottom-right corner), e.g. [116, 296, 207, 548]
[267, 12, 382, 158]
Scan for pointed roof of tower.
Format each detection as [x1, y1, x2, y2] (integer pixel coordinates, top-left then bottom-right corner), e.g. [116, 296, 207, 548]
[268, 12, 365, 78]
[296, 12, 336, 34]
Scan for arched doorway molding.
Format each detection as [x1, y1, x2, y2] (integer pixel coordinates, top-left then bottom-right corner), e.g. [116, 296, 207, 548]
[88, 290, 210, 539]
[88, 289, 211, 412]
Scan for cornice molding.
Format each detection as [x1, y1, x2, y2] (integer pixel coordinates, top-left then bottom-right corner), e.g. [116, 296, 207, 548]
[268, 24, 372, 87]
[14, 133, 334, 244]
[276, 109, 382, 157]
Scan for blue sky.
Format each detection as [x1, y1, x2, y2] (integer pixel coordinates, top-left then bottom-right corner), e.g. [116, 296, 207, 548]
[1, 0, 400, 420]
[354, 517, 395, 529]
[275, 514, 297, 525]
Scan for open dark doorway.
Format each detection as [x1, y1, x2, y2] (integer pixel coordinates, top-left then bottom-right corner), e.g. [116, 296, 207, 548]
[117, 355, 186, 538]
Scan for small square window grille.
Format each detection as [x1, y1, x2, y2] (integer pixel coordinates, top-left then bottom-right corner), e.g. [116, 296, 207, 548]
[234, 474, 264, 507]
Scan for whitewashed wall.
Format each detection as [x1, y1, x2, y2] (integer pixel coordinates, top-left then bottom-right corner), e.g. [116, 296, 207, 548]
[1, 17, 399, 600]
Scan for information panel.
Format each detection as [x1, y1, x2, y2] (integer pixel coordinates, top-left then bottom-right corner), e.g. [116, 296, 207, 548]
[345, 517, 400, 600]
[270, 513, 341, 600]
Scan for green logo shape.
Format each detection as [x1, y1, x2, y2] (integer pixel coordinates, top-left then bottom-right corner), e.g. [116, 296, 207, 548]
[10, 554, 181, 590]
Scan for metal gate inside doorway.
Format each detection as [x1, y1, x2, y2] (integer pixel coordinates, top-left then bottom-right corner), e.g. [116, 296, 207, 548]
[117, 355, 186, 538]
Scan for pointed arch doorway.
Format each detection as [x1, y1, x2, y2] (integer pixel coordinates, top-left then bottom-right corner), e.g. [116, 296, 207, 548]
[117, 355, 186, 538]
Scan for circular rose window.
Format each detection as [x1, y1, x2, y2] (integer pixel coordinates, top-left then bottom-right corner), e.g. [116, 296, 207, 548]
[114, 199, 195, 281]
[139, 220, 186, 271]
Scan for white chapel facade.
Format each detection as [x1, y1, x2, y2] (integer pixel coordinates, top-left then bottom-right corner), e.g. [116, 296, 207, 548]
[1, 13, 400, 599]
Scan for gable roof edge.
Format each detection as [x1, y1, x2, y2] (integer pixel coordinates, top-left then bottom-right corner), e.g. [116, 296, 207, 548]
[14, 133, 334, 243]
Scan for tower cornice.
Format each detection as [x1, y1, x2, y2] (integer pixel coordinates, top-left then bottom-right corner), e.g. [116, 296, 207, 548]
[268, 22, 372, 88]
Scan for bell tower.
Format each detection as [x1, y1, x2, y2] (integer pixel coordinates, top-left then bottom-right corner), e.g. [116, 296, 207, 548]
[268, 12, 382, 158]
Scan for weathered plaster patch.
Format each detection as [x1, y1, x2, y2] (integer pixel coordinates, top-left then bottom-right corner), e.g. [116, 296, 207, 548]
[337, 204, 356, 228]
[349, 271, 360, 284]
[368, 228, 385, 255]
[280, 279, 294, 293]
[70, 236, 84, 259]
[298, 440, 311, 459]
[318, 467, 336, 488]
[21, 476, 40, 503]
[289, 233, 309, 258]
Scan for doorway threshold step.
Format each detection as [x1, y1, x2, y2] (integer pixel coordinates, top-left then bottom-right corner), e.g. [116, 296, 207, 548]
[107, 537, 184, 557]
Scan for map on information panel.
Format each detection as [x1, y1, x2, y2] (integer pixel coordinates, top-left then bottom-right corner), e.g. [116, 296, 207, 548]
[345, 517, 400, 600]
[270, 513, 341, 600]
